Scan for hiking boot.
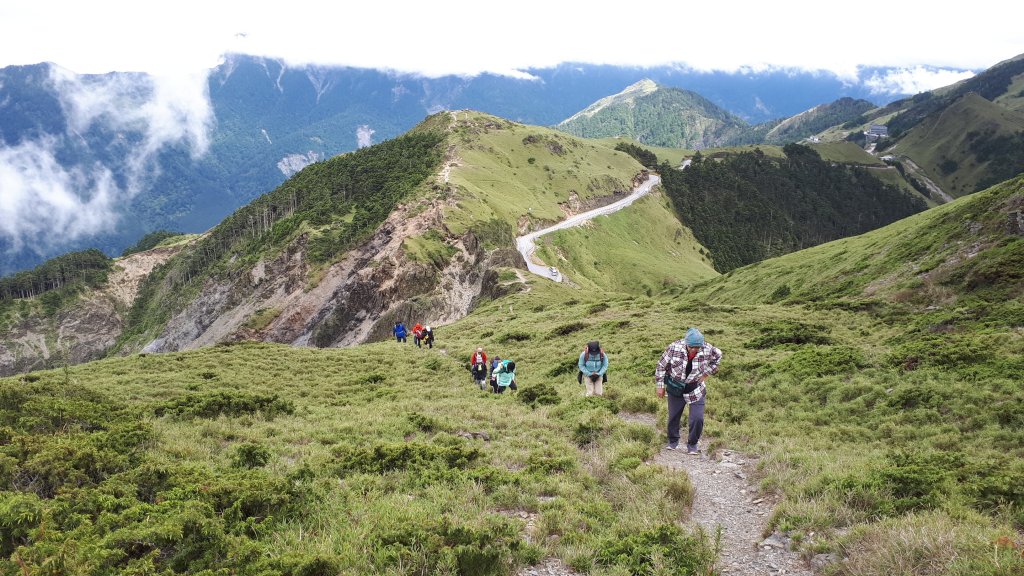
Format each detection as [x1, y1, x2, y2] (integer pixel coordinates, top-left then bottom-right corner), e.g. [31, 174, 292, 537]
[686, 447, 700, 456]
[666, 443, 678, 450]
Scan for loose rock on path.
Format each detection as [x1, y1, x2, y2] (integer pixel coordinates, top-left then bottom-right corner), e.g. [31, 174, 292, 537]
[515, 412, 821, 576]
[624, 412, 816, 576]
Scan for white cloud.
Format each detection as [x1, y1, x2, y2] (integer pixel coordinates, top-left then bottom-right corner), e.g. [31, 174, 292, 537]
[356, 125, 376, 149]
[2, 1, 1021, 79]
[0, 138, 119, 253]
[864, 67, 977, 96]
[0, 64, 214, 252]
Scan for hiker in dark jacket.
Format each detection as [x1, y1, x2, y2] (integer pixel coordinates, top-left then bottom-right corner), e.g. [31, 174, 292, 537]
[489, 355, 502, 392]
[393, 322, 407, 343]
[654, 327, 722, 455]
[577, 340, 609, 396]
[470, 347, 488, 389]
[423, 326, 435, 349]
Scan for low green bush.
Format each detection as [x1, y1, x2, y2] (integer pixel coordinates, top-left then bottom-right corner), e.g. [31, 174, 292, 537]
[156, 390, 295, 420]
[596, 524, 714, 574]
[333, 441, 481, 476]
[518, 382, 561, 407]
[745, 319, 832, 348]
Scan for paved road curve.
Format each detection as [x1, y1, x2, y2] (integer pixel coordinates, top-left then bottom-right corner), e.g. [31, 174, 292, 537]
[516, 174, 662, 282]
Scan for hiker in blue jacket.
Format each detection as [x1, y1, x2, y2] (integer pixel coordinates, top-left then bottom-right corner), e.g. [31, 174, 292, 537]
[577, 340, 608, 396]
[393, 322, 407, 343]
[493, 359, 518, 394]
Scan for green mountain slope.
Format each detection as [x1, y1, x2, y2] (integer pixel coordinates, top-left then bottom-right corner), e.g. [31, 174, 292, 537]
[689, 174, 1024, 312]
[893, 93, 1024, 197]
[5, 174, 1022, 574]
[659, 144, 927, 271]
[555, 80, 752, 148]
[533, 192, 718, 294]
[763, 97, 876, 144]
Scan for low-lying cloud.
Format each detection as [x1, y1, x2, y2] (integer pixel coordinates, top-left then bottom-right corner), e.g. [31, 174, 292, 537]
[0, 64, 213, 255]
[356, 125, 375, 148]
[0, 137, 118, 252]
[864, 66, 975, 96]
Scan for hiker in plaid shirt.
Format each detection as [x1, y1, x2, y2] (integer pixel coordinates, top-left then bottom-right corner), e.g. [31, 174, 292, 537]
[655, 327, 723, 455]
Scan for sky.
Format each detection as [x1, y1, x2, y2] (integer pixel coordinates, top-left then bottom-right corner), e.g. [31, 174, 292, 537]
[2, 0, 1024, 260]
[3, 0, 1023, 81]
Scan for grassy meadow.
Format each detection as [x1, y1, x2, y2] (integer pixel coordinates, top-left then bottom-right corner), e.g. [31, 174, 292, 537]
[5, 236, 1022, 575]
[442, 113, 643, 235]
[2, 127, 1023, 574]
[533, 191, 718, 294]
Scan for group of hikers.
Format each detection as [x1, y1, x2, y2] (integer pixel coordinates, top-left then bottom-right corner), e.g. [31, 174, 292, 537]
[467, 339, 612, 396]
[395, 318, 723, 456]
[392, 322, 435, 348]
[468, 348, 518, 394]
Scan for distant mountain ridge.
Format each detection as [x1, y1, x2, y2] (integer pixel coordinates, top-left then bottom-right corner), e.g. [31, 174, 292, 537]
[557, 80, 752, 148]
[0, 56, 948, 275]
[556, 80, 877, 148]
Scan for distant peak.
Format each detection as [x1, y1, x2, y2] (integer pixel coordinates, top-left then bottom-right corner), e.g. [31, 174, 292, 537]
[625, 79, 659, 93]
[559, 79, 659, 124]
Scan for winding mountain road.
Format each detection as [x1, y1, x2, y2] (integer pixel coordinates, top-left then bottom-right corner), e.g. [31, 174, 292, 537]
[516, 174, 662, 282]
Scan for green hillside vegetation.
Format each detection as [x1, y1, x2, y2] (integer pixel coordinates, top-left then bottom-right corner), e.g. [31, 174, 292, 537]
[118, 130, 445, 350]
[688, 174, 1024, 310]
[0, 321, 719, 575]
[0, 249, 112, 323]
[992, 69, 1024, 112]
[763, 98, 876, 145]
[441, 112, 643, 235]
[534, 192, 718, 294]
[557, 84, 751, 148]
[808, 141, 885, 166]
[599, 140, 886, 170]
[660, 144, 927, 271]
[894, 93, 1024, 197]
[5, 167, 1022, 575]
[120, 230, 185, 257]
[863, 166, 933, 206]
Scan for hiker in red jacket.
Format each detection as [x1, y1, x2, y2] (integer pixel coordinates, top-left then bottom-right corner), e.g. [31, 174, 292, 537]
[470, 347, 488, 390]
[412, 323, 425, 348]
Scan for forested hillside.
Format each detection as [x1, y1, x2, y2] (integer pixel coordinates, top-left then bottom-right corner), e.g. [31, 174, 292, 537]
[557, 84, 752, 148]
[119, 130, 445, 349]
[661, 144, 926, 271]
[763, 97, 876, 144]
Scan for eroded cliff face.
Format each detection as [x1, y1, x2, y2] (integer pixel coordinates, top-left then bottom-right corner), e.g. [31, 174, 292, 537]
[139, 197, 525, 354]
[0, 245, 183, 376]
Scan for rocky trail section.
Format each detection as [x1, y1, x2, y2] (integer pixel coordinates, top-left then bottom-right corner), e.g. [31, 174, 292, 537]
[621, 413, 819, 576]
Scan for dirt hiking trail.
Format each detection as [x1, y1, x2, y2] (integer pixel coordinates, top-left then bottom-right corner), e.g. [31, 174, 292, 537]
[623, 412, 816, 576]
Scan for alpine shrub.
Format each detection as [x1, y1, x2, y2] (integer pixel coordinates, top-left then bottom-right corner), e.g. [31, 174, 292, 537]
[518, 383, 560, 407]
[156, 390, 295, 420]
[596, 524, 714, 574]
[333, 442, 480, 476]
[231, 442, 273, 469]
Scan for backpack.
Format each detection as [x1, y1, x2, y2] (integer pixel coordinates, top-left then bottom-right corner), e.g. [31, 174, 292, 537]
[582, 345, 606, 364]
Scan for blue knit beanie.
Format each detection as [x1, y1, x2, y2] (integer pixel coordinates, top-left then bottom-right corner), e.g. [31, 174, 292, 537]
[684, 327, 704, 347]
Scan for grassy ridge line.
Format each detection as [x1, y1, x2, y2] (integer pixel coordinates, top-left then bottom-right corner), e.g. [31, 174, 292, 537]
[442, 112, 645, 235]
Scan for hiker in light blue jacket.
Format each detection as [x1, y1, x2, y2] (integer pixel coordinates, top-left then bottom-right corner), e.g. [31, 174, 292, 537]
[493, 359, 518, 394]
[577, 340, 608, 396]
